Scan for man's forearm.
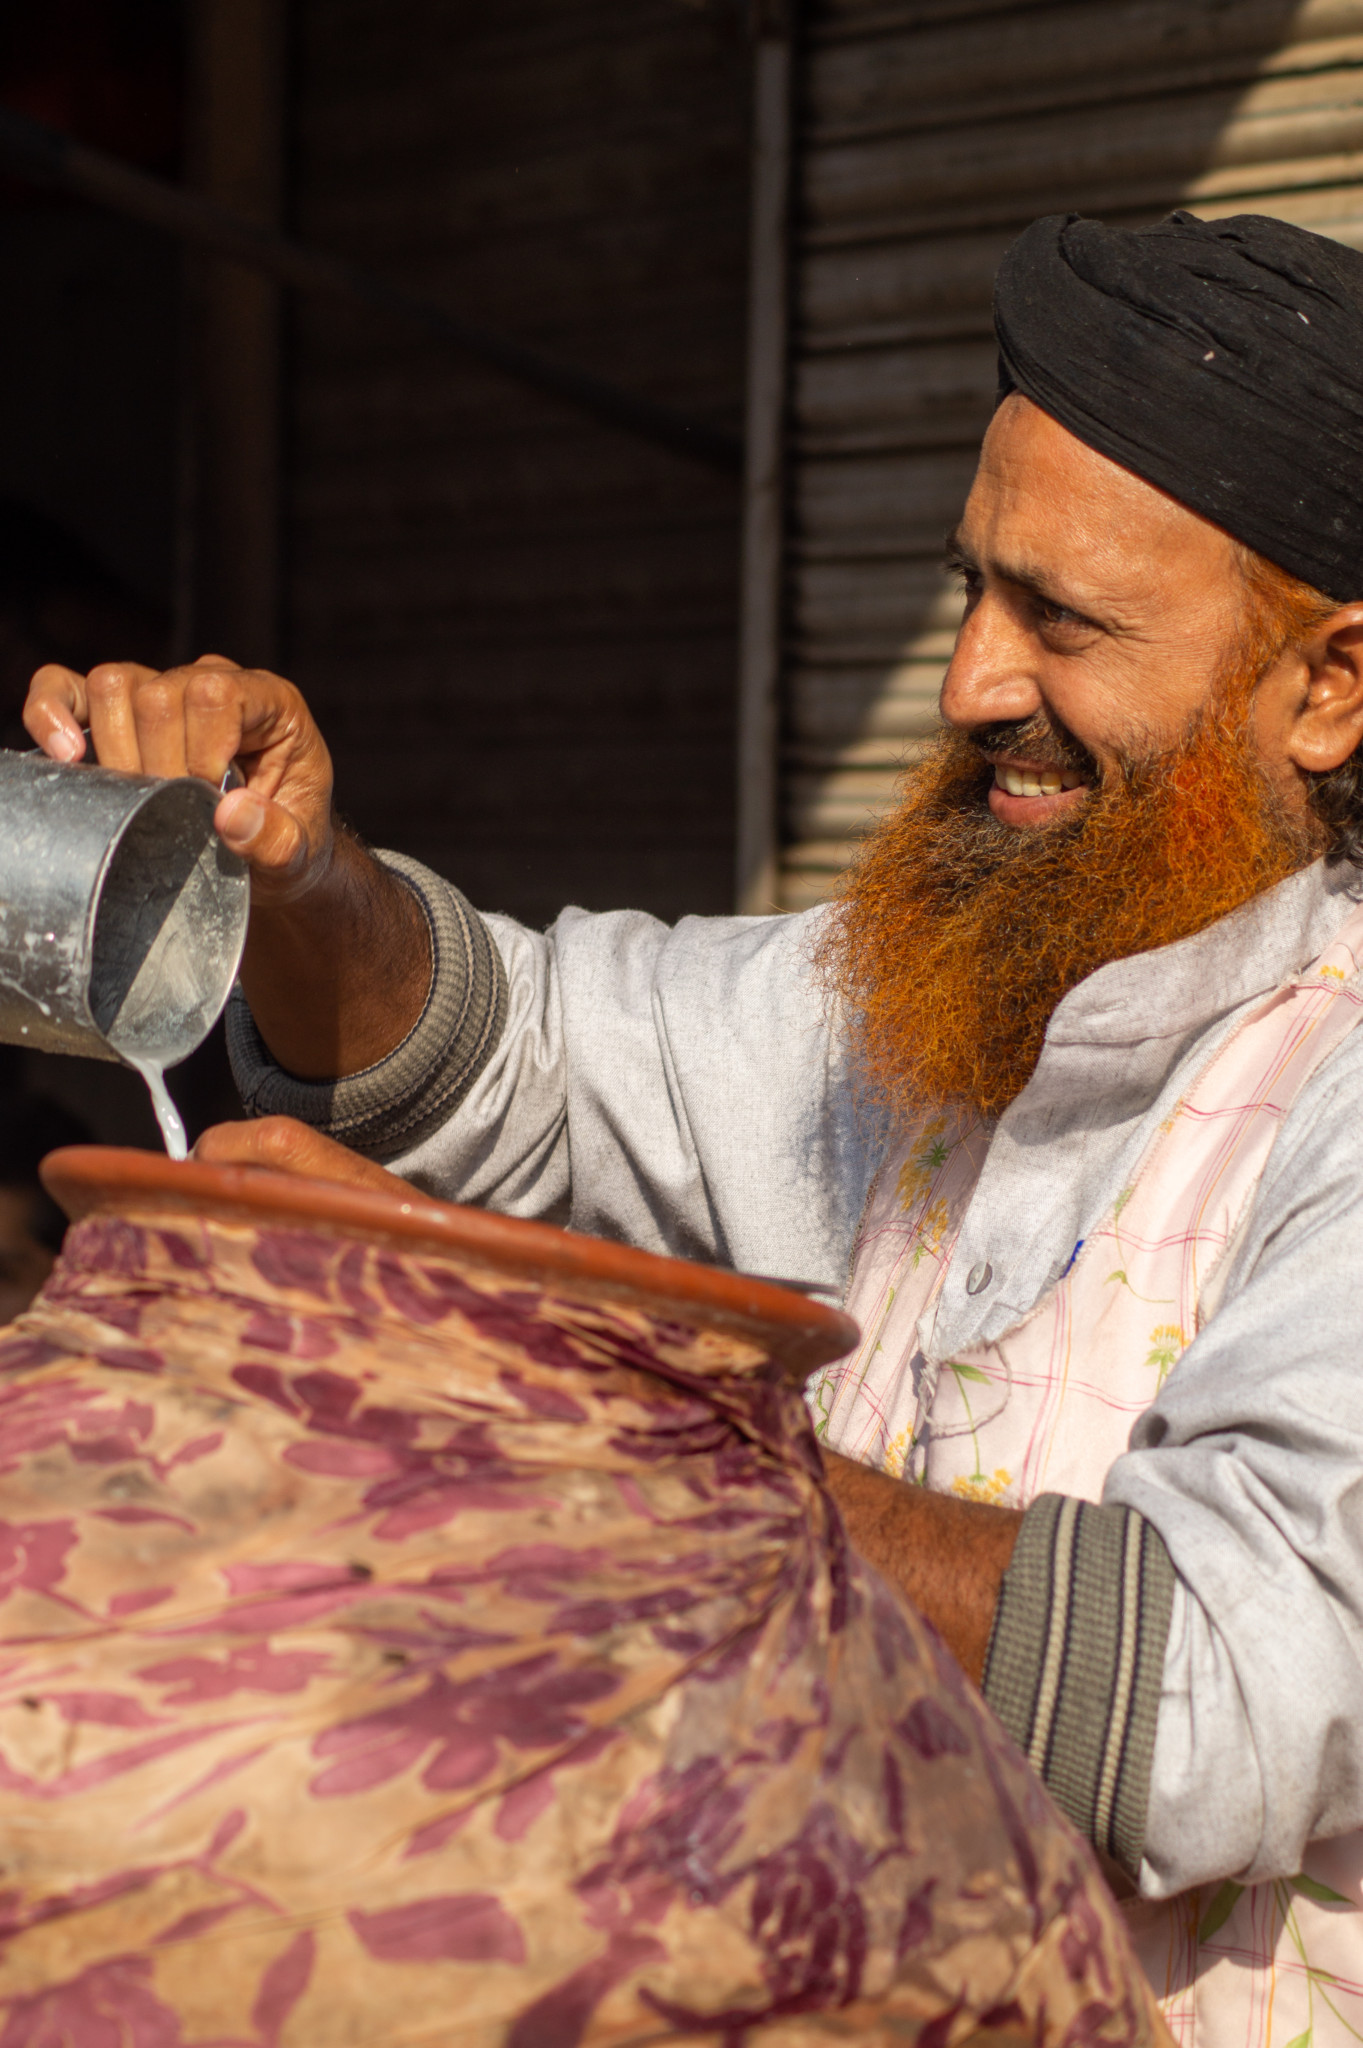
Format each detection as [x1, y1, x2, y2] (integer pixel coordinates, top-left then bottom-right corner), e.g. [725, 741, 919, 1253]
[238, 826, 432, 1080]
[822, 1448, 1021, 1685]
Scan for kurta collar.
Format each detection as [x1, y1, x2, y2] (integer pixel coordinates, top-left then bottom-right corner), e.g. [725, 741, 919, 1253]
[1042, 858, 1363, 1049]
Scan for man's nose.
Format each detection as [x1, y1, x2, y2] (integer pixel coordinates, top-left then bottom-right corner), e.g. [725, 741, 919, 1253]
[939, 596, 1045, 733]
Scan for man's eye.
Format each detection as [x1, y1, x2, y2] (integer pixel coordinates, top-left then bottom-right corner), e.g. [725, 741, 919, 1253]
[1038, 598, 1086, 629]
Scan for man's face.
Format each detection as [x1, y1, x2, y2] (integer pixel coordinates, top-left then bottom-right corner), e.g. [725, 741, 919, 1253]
[942, 394, 1298, 826]
[818, 394, 1339, 1120]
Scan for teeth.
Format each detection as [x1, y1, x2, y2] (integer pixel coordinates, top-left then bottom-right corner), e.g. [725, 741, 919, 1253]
[995, 764, 1090, 798]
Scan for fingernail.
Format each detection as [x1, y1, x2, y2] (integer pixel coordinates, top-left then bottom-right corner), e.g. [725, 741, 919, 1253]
[219, 793, 266, 846]
[51, 727, 82, 762]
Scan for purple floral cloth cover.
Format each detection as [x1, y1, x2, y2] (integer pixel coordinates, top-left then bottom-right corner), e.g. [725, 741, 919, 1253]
[0, 1202, 1169, 2047]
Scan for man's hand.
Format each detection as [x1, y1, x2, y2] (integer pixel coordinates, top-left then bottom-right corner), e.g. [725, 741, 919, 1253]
[194, 1116, 409, 1194]
[23, 657, 430, 1080]
[25, 656, 334, 906]
[822, 1449, 1021, 1686]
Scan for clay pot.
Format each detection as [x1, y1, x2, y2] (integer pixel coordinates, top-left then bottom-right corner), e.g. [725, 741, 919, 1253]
[0, 1148, 1166, 2047]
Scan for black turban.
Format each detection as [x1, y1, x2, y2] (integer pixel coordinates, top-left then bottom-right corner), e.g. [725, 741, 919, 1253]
[993, 210, 1363, 603]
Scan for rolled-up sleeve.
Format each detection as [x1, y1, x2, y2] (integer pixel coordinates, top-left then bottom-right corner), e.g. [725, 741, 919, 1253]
[227, 851, 508, 1161]
[983, 1493, 1176, 1882]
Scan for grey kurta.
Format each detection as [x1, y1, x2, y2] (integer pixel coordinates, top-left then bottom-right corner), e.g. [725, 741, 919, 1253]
[229, 851, 1363, 1902]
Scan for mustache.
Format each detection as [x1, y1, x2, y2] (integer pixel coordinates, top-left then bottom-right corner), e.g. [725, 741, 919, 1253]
[963, 712, 1098, 779]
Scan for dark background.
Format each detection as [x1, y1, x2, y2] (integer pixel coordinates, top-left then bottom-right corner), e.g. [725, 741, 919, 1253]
[0, 0, 752, 1146]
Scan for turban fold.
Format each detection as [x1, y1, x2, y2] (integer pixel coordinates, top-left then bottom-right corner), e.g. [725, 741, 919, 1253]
[994, 209, 1363, 602]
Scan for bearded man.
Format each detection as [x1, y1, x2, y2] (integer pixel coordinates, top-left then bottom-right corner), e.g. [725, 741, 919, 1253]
[26, 208, 1363, 2043]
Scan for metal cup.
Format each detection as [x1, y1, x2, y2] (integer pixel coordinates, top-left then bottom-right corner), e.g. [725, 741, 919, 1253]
[0, 751, 249, 1068]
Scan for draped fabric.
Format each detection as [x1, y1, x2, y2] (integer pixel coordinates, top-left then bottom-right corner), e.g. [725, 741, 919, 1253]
[0, 1199, 1166, 2045]
[995, 209, 1363, 601]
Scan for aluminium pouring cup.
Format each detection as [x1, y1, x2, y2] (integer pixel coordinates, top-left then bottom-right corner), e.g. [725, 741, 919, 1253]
[0, 750, 248, 1067]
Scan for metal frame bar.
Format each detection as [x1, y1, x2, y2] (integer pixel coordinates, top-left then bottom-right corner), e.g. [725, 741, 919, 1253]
[735, 18, 794, 912]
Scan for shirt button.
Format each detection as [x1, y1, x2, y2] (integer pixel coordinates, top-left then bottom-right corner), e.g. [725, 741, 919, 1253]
[965, 1261, 993, 1296]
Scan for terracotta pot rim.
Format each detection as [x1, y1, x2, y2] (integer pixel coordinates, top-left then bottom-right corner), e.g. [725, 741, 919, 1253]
[40, 1147, 860, 1380]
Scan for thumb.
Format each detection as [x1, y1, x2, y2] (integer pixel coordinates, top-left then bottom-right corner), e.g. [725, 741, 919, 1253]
[193, 1116, 406, 1192]
[214, 787, 310, 880]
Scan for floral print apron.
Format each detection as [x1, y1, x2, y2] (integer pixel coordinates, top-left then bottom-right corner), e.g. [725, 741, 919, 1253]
[809, 899, 1363, 2048]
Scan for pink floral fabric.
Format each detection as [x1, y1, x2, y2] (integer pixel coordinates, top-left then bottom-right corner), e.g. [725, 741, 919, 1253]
[0, 1200, 1168, 2046]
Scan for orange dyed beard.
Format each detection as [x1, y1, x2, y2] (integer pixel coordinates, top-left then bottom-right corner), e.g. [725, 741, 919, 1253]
[819, 666, 1323, 1122]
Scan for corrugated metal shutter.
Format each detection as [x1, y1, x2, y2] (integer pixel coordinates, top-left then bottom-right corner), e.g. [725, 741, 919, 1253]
[780, 0, 1363, 910]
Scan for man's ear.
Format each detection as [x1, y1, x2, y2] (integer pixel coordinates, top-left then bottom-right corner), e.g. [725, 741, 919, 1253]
[1287, 604, 1363, 774]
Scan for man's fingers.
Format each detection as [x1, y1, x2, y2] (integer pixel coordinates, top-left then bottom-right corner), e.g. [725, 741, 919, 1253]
[28, 658, 302, 787]
[174, 665, 246, 785]
[24, 665, 89, 761]
[128, 671, 194, 780]
[214, 787, 309, 879]
[212, 670, 324, 799]
[26, 655, 335, 901]
[87, 664, 162, 775]
[193, 1116, 406, 1193]
[180, 659, 251, 785]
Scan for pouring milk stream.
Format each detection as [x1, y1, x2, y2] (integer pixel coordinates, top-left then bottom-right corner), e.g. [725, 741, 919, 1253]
[126, 1059, 190, 1162]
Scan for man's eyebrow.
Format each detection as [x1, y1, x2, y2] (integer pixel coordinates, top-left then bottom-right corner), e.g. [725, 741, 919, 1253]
[943, 527, 974, 573]
[943, 527, 1103, 624]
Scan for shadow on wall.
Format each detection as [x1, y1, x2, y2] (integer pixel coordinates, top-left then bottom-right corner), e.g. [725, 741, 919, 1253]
[781, 0, 1353, 909]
